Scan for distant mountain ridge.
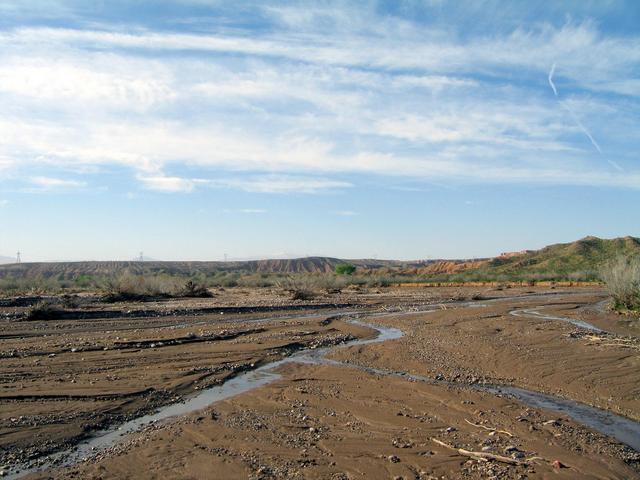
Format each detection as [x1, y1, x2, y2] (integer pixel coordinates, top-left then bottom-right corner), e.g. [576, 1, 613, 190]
[0, 236, 637, 280]
[0, 256, 485, 279]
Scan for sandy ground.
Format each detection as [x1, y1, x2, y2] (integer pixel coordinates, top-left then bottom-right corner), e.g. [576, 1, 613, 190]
[1, 286, 639, 479]
[0, 313, 370, 465]
[330, 292, 640, 421]
[46, 363, 637, 479]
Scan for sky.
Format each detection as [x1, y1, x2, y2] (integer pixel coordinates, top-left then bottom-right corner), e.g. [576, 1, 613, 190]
[0, 0, 639, 261]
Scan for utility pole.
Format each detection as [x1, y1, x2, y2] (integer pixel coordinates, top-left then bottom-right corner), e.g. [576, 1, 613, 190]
[16, 251, 21, 263]
[223, 253, 228, 262]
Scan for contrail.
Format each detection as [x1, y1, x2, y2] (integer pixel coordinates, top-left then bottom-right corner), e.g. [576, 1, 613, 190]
[607, 159, 624, 171]
[548, 63, 614, 164]
[548, 62, 558, 96]
[560, 102, 602, 153]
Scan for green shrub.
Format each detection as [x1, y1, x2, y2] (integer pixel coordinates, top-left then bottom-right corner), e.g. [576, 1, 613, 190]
[74, 274, 95, 288]
[335, 263, 356, 275]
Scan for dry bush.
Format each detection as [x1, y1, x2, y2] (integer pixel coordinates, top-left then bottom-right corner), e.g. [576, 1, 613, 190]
[101, 275, 215, 301]
[290, 289, 315, 301]
[275, 275, 321, 301]
[23, 300, 64, 321]
[600, 256, 640, 312]
[317, 274, 350, 293]
[179, 280, 212, 298]
[101, 274, 181, 301]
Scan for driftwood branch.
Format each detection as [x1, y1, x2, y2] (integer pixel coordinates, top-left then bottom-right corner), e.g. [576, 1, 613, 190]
[431, 438, 525, 466]
[464, 418, 514, 437]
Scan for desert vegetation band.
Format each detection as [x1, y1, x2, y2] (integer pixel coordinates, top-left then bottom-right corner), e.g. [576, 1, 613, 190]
[2, 235, 639, 315]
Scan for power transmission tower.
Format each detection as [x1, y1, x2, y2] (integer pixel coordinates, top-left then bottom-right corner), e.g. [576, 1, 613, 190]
[224, 253, 228, 262]
[139, 251, 144, 262]
[16, 251, 21, 263]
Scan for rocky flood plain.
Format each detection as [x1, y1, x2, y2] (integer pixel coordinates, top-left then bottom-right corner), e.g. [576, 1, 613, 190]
[1, 285, 639, 479]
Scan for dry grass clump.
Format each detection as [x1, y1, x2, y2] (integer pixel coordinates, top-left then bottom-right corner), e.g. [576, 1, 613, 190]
[600, 256, 640, 313]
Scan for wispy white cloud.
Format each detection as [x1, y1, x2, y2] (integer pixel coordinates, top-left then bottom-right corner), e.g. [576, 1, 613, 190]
[214, 175, 353, 194]
[136, 173, 353, 195]
[373, 107, 578, 152]
[0, 11, 637, 192]
[137, 175, 199, 193]
[28, 176, 86, 191]
[3, 22, 638, 95]
[0, 58, 174, 109]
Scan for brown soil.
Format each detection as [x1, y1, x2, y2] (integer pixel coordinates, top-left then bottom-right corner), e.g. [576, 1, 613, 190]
[0, 312, 370, 466]
[43, 363, 637, 479]
[1, 286, 639, 479]
[330, 291, 640, 421]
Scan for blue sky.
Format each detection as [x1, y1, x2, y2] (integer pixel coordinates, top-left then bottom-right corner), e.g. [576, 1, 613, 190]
[0, 0, 638, 261]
